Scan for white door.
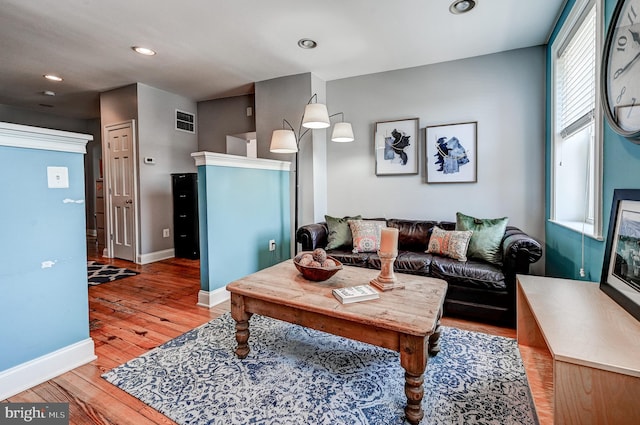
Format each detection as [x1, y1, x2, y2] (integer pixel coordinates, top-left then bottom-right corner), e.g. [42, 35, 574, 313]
[105, 121, 137, 262]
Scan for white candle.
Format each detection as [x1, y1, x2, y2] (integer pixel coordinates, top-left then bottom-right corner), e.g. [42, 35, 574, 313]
[380, 227, 399, 254]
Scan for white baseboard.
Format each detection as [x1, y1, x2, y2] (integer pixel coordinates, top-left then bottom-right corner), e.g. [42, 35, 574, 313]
[0, 338, 96, 401]
[138, 249, 175, 265]
[197, 288, 230, 308]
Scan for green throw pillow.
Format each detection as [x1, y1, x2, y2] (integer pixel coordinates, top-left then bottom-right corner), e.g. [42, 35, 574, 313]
[325, 215, 361, 250]
[455, 212, 508, 265]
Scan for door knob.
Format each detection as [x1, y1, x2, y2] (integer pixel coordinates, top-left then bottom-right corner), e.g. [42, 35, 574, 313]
[125, 199, 133, 204]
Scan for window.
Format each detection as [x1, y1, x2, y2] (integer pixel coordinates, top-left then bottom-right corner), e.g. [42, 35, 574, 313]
[551, 0, 603, 239]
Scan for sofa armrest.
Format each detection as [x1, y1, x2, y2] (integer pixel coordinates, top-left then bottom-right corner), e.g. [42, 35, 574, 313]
[502, 227, 543, 274]
[296, 222, 328, 251]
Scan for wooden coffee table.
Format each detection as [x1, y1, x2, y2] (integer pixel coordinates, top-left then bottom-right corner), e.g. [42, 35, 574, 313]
[226, 260, 447, 424]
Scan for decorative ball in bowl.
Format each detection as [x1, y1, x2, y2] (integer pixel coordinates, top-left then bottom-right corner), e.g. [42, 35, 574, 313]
[294, 249, 343, 282]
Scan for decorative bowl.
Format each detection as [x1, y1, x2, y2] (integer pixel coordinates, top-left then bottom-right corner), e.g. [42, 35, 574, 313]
[293, 252, 343, 282]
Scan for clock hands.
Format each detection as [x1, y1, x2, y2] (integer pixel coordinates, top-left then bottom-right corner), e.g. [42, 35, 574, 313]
[614, 50, 640, 79]
[630, 28, 640, 46]
[614, 28, 640, 79]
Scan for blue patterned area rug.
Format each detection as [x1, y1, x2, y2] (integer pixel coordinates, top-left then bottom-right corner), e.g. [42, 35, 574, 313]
[87, 261, 138, 285]
[102, 313, 538, 425]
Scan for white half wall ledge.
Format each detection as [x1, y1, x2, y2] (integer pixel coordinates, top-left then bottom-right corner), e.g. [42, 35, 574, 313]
[191, 151, 291, 171]
[0, 122, 92, 153]
[0, 338, 96, 401]
[197, 288, 230, 309]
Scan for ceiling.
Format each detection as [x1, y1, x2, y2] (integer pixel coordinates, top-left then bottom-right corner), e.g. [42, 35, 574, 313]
[0, 0, 565, 120]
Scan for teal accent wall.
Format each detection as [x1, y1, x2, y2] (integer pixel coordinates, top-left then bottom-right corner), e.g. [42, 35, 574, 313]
[0, 146, 90, 371]
[546, 0, 640, 281]
[197, 163, 291, 292]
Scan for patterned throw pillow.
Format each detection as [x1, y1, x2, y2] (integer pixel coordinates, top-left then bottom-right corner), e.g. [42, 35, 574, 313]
[348, 220, 387, 253]
[455, 212, 508, 265]
[426, 226, 473, 262]
[325, 215, 362, 250]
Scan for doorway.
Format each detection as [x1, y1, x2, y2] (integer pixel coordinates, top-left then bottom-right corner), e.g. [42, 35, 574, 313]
[103, 120, 138, 262]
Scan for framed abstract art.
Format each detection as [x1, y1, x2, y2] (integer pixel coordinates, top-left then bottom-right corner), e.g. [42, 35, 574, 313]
[374, 118, 419, 176]
[425, 121, 477, 183]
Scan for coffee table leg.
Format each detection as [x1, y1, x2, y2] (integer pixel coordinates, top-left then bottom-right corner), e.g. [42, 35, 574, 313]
[230, 293, 252, 359]
[400, 334, 427, 425]
[428, 307, 443, 356]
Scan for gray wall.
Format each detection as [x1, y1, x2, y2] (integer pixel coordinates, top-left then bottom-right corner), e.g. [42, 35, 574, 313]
[137, 83, 197, 256]
[197, 94, 255, 152]
[84, 118, 101, 233]
[255, 73, 311, 161]
[310, 74, 328, 223]
[0, 104, 91, 133]
[99, 84, 138, 255]
[100, 83, 197, 260]
[254, 73, 329, 231]
[326, 47, 546, 268]
[100, 84, 138, 126]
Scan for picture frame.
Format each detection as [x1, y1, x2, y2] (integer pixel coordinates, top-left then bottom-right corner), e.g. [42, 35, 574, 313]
[600, 189, 640, 322]
[374, 118, 419, 176]
[425, 122, 477, 183]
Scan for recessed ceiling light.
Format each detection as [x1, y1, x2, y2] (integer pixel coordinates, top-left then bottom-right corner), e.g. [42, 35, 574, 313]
[43, 74, 63, 82]
[297, 39, 317, 49]
[132, 46, 157, 56]
[42, 90, 56, 96]
[449, 0, 476, 14]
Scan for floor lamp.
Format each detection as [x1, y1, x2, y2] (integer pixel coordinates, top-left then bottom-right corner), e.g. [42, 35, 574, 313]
[270, 94, 354, 251]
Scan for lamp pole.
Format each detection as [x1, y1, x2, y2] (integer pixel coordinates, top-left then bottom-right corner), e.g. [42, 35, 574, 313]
[279, 118, 308, 254]
[270, 94, 354, 254]
[290, 112, 344, 244]
[294, 148, 300, 250]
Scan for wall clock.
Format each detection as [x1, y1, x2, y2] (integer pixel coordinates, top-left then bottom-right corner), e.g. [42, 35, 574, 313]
[602, 0, 640, 140]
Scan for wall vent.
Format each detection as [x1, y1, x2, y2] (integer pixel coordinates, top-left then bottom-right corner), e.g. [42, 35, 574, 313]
[176, 109, 196, 134]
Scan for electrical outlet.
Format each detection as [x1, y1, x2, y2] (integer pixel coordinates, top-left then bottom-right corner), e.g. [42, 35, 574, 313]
[163, 228, 170, 238]
[47, 166, 69, 188]
[269, 239, 276, 251]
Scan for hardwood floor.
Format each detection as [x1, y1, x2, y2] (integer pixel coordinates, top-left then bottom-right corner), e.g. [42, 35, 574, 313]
[3, 245, 542, 425]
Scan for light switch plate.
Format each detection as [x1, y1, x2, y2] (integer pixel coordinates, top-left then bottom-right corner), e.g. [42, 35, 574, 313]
[47, 166, 69, 188]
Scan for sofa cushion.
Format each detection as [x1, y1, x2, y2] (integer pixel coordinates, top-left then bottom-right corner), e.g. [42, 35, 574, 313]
[430, 255, 506, 290]
[456, 212, 508, 265]
[387, 219, 438, 251]
[348, 220, 386, 253]
[427, 226, 473, 262]
[325, 215, 361, 250]
[324, 249, 371, 268]
[368, 251, 432, 275]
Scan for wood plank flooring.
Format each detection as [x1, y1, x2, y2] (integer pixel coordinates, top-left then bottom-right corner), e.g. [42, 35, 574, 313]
[2, 245, 549, 424]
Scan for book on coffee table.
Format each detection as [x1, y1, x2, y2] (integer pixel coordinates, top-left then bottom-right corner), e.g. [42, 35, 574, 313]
[332, 285, 380, 304]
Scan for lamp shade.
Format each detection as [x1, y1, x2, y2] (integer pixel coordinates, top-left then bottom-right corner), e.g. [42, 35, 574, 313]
[331, 122, 355, 142]
[270, 129, 298, 153]
[302, 103, 330, 129]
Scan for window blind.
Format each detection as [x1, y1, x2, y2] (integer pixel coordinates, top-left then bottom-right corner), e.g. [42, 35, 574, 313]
[557, 5, 596, 139]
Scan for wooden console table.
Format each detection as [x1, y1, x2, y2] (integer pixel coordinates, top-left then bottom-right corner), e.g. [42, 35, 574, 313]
[517, 275, 640, 424]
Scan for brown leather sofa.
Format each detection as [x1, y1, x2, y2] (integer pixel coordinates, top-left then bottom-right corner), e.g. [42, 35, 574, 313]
[296, 218, 542, 326]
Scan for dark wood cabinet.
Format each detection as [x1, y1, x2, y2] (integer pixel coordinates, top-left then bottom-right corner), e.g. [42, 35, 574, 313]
[171, 173, 199, 259]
